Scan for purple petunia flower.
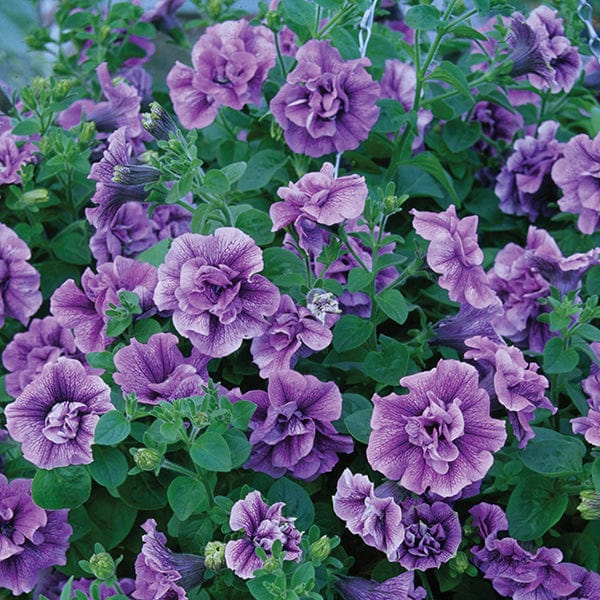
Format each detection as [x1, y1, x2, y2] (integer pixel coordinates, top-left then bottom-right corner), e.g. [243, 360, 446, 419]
[470, 101, 523, 157]
[552, 131, 600, 234]
[271, 162, 368, 230]
[0, 123, 36, 184]
[367, 359, 506, 498]
[2, 316, 88, 399]
[390, 499, 461, 571]
[225, 490, 302, 580]
[506, 16, 554, 83]
[0, 476, 72, 595]
[469, 502, 509, 543]
[51, 256, 158, 353]
[243, 370, 353, 481]
[335, 571, 426, 600]
[133, 518, 205, 599]
[411, 205, 499, 310]
[113, 332, 207, 404]
[563, 563, 600, 599]
[167, 19, 276, 129]
[154, 228, 280, 358]
[71, 577, 136, 599]
[5, 358, 113, 469]
[0, 223, 42, 327]
[250, 294, 332, 378]
[495, 120, 564, 221]
[270, 39, 380, 157]
[571, 407, 600, 446]
[332, 468, 404, 556]
[142, 0, 185, 32]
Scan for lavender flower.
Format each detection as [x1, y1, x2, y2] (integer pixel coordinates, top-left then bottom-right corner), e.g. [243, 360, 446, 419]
[167, 19, 276, 129]
[5, 358, 113, 469]
[133, 518, 205, 599]
[2, 316, 87, 398]
[552, 131, 600, 234]
[0, 476, 72, 595]
[51, 256, 158, 353]
[495, 120, 564, 221]
[332, 468, 404, 556]
[391, 500, 461, 570]
[563, 563, 600, 600]
[142, 0, 185, 32]
[367, 359, 506, 498]
[270, 39, 380, 157]
[150, 204, 193, 240]
[250, 294, 332, 378]
[0, 124, 36, 184]
[225, 490, 302, 579]
[411, 205, 499, 310]
[243, 370, 353, 481]
[154, 228, 280, 358]
[113, 332, 207, 404]
[571, 407, 600, 446]
[335, 571, 426, 600]
[0, 222, 42, 327]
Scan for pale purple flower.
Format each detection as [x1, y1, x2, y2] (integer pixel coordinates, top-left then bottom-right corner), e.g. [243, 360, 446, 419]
[335, 571, 426, 600]
[119, 66, 153, 110]
[582, 342, 600, 407]
[154, 228, 280, 358]
[243, 370, 353, 481]
[278, 26, 298, 57]
[496, 120, 564, 221]
[0, 476, 72, 595]
[0, 223, 42, 327]
[391, 500, 461, 571]
[571, 408, 600, 446]
[2, 316, 87, 398]
[552, 131, 600, 234]
[113, 332, 207, 404]
[270, 39, 380, 157]
[0, 126, 36, 184]
[225, 490, 302, 579]
[332, 469, 404, 556]
[51, 256, 158, 353]
[411, 205, 499, 310]
[150, 204, 192, 240]
[271, 162, 368, 230]
[250, 294, 332, 378]
[142, 0, 185, 32]
[5, 358, 113, 469]
[167, 19, 276, 129]
[133, 518, 205, 599]
[367, 359, 506, 498]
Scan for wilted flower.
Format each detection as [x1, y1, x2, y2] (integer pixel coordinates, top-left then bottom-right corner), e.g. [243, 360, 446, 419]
[335, 571, 426, 600]
[367, 359, 506, 498]
[270, 39, 380, 157]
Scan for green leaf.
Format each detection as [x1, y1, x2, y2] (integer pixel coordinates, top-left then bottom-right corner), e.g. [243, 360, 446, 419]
[131, 318, 163, 342]
[136, 237, 171, 267]
[222, 161, 247, 184]
[117, 471, 168, 510]
[85, 488, 138, 549]
[333, 314, 374, 353]
[282, 0, 316, 40]
[364, 342, 410, 385]
[88, 446, 129, 488]
[506, 472, 568, 541]
[86, 351, 114, 371]
[190, 431, 232, 471]
[11, 118, 40, 135]
[376, 288, 409, 324]
[344, 408, 372, 444]
[238, 150, 288, 192]
[268, 477, 315, 530]
[32, 466, 91, 509]
[405, 5, 441, 30]
[593, 457, 600, 491]
[398, 152, 459, 205]
[442, 119, 482, 152]
[473, 0, 490, 13]
[235, 207, 275, 245]
[167, 476, 209, 520]
[519, 438, 584, 476]
[223, 429, 252, 468]
[346, 267, 373, 292]
[51, 221, 92, 265]
[94, 411, 131, 445]
[201, 169, 230, 195]
[428, 61, 473, 100]
[373, 99, 413, 134]
[231, 400, 256, 430]
[543, 337, 579, 374]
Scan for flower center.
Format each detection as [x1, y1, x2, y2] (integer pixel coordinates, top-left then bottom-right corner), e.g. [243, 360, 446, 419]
[42, 401, 87, 444]
[404, 519, 445, 557]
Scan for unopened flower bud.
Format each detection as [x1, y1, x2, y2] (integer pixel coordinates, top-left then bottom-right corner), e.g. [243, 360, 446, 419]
[265, 11, 280, 28]
[22, 189, 49, 207]
[89, 552, 115, 580]
[134, 447, 163, 471]
[142, 102, 178, 141]
[448, 551, 469, 574]
[31, 77, 49, 95]
[112, 164, 161, 185]
[99, 25, 111, 42]
[79, 122, 97, 145]
[54, 79, 73, 101]
[270, 119, 283, 142]
[578, 490, 600, 520]
[204, 540, 225, 571]
[207, 0, 222, 19]
[262, 556, 280, 573]
[308, 535, 331, 562]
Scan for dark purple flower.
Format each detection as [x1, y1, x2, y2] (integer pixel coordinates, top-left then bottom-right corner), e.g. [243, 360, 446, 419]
[225, 490, 302, 579]
[119, 66, 154, 109]
[332, 468, 404, 556]
[469, 502, 509, 543]
[243, 370, 353, 481]
[33, 568, 68, 600]
[271, 162, 368, 230]
[0, 476, 72, 595]
[167, 19, 275, 129]
[2, 316, 88, 399]
[51, 256, 158, 353]
[133, 518, 205, 599]
[150, 204, 192, 240]
[335, 571, 426, 600]
[71, 577, 136, 599]
[411, 205, 499, 310]
[250, 294, 332, 378]
[496, 120, 564, 221]
[5, 358, 113, 469]
[142, 0, 185, 32]
[506, 16, 554, 82]
[563, 563, 600, 599]
[0, 223, 42, 327]
[270, 39, 380, 157]
[367, 359, 506, 498]
[470, 101, 524, 156]
[154, 228, 280, 358]
[391, 500, 461, 570]
[0, 126, 36, 184]
[113, 332, 207, 404]
[552, 132, 600, 234]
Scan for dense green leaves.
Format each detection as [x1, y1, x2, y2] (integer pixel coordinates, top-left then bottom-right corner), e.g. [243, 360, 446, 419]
[333, 315, 374, 352]
[32, 466, 91, 509]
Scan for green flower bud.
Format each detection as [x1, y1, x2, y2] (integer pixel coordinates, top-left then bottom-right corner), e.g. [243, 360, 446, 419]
[142, 102, 178, 141]
[270, 120, 283, 142]
[31, 77, 49, 95]
[578, 490, 600, 520]
[308, 535, 331, 562]
[262, 556, 280, 573]
[99, 25, 111, 42]
[265, 11, 280, 29]
[79, 122, 97, 145]
[448, 551, 469, 574]
[54, 79, 73, 101]
[21, 189, 49, 207]
[204, 541, 226, 571]
[89, 552, 115, 580]
[133, 447, 163, 471]
[207, 0, 222, 19]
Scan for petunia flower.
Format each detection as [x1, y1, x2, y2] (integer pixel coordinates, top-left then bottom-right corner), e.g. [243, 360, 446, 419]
[335, 571, 427, 600]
